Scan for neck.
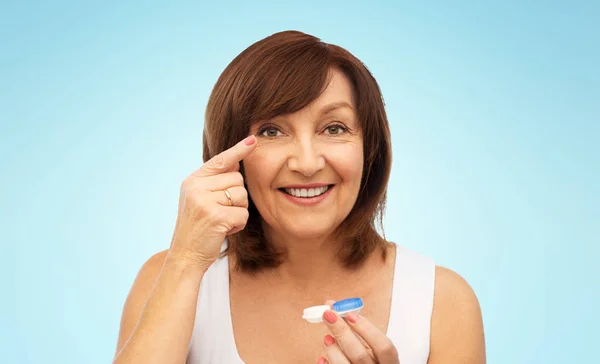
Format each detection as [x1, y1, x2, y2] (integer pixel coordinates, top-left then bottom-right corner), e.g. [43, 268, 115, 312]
[261, 224, 351, 287]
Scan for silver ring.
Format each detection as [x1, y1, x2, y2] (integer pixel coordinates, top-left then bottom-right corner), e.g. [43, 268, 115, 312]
[224, 189, 233, 206]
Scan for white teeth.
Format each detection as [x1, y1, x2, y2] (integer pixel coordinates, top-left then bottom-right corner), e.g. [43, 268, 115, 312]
[284, 186, 329, 198]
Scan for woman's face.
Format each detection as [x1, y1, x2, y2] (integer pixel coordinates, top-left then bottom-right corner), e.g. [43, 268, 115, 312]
[244, 68, 364, 240]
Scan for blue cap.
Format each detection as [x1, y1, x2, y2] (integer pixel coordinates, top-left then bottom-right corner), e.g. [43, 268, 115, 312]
[332, 298, 364, 312]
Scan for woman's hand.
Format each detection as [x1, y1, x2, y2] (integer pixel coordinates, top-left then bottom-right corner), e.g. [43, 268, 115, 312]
[319, 301, 399, 364]
[168, 135, 257, 270]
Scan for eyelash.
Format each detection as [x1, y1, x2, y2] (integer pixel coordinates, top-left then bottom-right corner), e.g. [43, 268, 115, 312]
[257, 123, 349, 138]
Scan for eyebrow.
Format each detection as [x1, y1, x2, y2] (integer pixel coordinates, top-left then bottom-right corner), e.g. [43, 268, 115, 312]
[319, 101, 355, 116]
[256, 101, 356, 128]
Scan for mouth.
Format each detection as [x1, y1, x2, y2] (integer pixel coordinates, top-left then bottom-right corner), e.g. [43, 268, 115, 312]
[278, 185, 334, 198]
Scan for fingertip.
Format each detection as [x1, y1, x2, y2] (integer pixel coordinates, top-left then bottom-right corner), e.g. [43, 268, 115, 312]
[323, 310, 337, 324]
[324, 334, 335, 346]
[244, 135, 256, 146]
[317, 356, 327, 364]
[347, 311, 358, 323]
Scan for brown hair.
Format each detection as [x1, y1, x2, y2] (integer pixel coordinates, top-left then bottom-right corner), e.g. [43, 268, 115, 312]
[203, 30, 392, 272]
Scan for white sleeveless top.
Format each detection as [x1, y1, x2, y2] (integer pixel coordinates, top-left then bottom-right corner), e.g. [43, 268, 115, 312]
[187, 243, 435, 364]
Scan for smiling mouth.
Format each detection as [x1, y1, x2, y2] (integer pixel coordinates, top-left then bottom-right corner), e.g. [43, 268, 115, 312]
[279, 185, 334, 198]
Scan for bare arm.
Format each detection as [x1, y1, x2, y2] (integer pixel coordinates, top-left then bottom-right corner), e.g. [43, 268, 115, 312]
[428, 266, 486, 364]
[113, 136, 257, 363]
[113, 250, 206, 364]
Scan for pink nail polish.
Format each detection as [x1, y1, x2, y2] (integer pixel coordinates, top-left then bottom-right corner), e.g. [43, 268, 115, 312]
[323, 310, 337, 324]
[347, 312, 358, 323]
[244, 136, 255, 146]
[324, 334, 335, 346]
[317, 357, 327, 364]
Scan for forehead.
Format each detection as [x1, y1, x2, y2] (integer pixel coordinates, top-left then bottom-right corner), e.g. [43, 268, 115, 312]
[250, 68, 357, 128]
[311, 68, 356, 110]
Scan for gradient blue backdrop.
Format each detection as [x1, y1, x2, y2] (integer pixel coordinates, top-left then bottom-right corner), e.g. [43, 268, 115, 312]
[1, 1, 598, 363]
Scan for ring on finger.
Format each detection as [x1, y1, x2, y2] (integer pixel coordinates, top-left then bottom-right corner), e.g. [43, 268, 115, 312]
[224, 188, 234, 206]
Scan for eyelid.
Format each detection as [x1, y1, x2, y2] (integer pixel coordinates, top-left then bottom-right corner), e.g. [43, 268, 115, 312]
[326, 120, 348, 128]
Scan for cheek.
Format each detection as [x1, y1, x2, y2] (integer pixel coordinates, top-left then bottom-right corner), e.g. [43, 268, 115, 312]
[325, 143, 364, 184]
[242, 147, 282, 192]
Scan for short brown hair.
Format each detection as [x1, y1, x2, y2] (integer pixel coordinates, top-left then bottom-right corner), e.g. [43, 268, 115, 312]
[203, 30, 392, 272]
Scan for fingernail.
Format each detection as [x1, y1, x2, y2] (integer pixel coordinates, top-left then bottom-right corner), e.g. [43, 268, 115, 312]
[347, 312, 358, 323]
[317, 356, 327, 364]
[324, 334, 335, 346]
[244, 136, 256, 146]
[323, 310, 337, 324]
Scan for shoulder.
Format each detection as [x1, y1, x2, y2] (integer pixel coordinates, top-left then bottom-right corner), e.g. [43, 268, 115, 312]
[122, 248, 169, 307]
[139, 250, 170, 277]
[127, 250, 170, 292]
[126, 250, 170, 307]
[428, 266, 486, 363]
[433, 266, 480, 313]
[115, 250, 169, 353]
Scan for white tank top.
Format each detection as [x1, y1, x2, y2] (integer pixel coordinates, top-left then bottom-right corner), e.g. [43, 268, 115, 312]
[186, 243, 435, 364]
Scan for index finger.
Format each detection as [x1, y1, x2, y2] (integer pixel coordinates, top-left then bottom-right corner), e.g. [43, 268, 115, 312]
[197, 136, 257, 177]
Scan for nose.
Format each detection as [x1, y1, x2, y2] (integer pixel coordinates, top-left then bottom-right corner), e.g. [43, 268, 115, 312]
[287, 138, 325, 177]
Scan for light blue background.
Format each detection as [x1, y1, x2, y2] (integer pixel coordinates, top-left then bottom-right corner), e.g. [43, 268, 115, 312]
[1, 1, 598, 363]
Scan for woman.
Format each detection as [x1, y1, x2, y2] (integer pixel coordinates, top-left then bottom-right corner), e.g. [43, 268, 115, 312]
[114, 30, 485, 364]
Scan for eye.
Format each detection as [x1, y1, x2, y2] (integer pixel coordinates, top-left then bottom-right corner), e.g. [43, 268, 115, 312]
[323, 124, 347, 135]
[259, 126, 283, 138]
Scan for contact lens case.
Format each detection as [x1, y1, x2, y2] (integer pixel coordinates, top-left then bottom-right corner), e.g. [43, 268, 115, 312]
[302, 298, 364, 323]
